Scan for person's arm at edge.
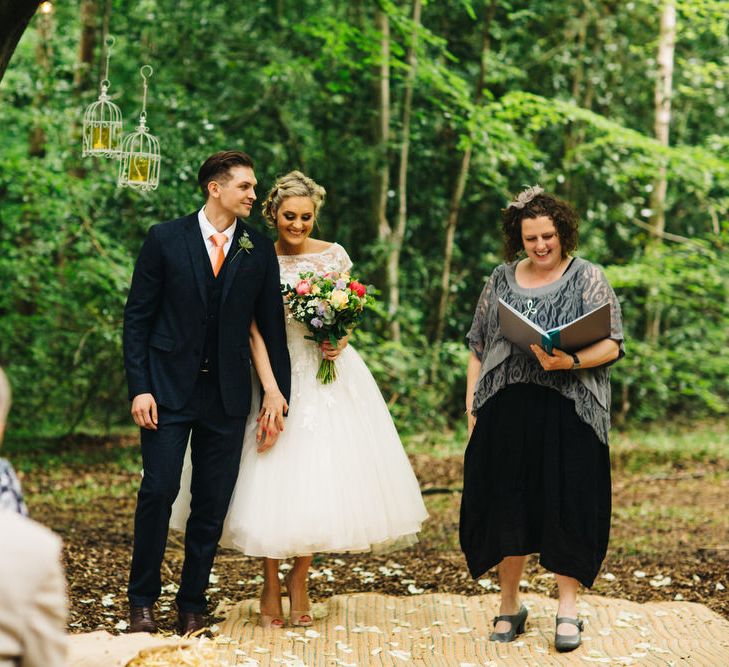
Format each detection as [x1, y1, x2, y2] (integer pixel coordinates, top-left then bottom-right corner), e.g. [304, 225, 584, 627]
[23, 531, 67, 667]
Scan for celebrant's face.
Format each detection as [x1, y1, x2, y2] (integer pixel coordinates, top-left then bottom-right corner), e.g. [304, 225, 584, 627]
[276, 196, 315, 249]
[521, 215, 563, 270]
[211, 165, 257, 218]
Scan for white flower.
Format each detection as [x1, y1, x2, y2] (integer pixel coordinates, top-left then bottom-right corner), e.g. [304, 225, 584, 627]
[330, 290, 349, 309]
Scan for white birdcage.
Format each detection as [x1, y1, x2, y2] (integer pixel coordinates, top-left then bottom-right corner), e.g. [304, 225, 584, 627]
[117, 66, 161, 191]
[82, 37, 123, 158]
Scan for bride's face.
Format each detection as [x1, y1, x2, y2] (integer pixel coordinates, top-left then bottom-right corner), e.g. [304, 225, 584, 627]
[276, 196, 316, 248]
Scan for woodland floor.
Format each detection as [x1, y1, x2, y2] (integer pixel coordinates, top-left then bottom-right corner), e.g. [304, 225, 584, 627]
[12, 432, 729, 634]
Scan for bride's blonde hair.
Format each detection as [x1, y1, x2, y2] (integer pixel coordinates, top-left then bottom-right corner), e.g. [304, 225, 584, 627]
[261, 171, 326, 227]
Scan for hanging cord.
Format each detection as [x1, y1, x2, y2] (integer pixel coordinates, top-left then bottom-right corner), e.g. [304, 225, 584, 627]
[138, 65, 153, 124]
[101, 35, 115, 92]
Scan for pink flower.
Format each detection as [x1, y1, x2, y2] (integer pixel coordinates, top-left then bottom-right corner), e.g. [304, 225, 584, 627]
[295, 280, 311, 295]
[349, 281, 366, 297]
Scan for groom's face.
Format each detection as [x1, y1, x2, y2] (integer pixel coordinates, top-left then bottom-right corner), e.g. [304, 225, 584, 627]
[211, 165, 258, 218]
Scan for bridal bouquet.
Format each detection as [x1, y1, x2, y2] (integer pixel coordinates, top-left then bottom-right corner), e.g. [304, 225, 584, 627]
[282, 270, 374, 384]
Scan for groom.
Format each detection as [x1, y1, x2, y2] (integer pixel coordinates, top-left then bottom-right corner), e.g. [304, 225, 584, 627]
[123, 150, 290, 634]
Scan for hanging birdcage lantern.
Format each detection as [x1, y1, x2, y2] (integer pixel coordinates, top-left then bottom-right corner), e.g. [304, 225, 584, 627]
[82, 36, 123, 157]
[118, 66, 161, 191]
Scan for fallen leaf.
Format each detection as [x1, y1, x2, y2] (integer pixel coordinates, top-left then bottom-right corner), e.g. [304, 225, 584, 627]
[388, 649, 412, 661]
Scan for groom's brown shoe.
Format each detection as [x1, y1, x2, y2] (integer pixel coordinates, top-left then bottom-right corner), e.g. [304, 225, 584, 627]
[129, 605, 158, 633]
[177, 609, 205, 635]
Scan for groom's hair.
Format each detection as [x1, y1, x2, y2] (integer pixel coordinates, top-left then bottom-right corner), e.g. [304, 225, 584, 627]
[198, 150, 255, 199]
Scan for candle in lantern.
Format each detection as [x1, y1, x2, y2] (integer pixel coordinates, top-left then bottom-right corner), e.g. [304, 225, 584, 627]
[92, 126, 111, 150]
[128, 156, 150, 182]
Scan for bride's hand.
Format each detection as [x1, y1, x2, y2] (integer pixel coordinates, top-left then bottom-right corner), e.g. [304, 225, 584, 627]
[256, 390, 288, 448]
[321, 335, 349, 361]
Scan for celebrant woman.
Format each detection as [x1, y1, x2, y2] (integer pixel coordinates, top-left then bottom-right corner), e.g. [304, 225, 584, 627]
[459, 187, 624, 652]
[172, 171, 427, 628]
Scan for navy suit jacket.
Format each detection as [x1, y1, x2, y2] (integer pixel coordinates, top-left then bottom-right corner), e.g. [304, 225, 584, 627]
[123, 213, 290, 418]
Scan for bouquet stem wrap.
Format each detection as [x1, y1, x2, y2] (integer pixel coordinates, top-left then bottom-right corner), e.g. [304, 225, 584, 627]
[317, 358, 337, 384]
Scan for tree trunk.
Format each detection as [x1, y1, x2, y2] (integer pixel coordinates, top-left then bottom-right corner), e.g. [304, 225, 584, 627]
[387, 0, 422, 342]
[372, 8, 391, 245]
[563, 2, 590, 199]
[0, 0, 41, 83]
[74, 0, 99, 92]
[646, 0, 676, 341]
[29, 3, 53, 157]
[431, 0, 496, 351]
[648, 0, 675, 243]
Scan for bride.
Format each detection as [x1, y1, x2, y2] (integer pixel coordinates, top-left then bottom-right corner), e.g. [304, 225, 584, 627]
[171, 170, 427, 628]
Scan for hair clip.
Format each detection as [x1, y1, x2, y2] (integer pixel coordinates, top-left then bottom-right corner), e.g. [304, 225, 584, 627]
[507, 185, 544, 209]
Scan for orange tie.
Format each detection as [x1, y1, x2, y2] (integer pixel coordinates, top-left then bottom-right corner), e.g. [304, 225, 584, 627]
[209, 233, 227, 277]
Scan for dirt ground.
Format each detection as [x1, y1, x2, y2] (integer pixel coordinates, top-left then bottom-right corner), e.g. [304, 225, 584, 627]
[19, 443, 729, 634]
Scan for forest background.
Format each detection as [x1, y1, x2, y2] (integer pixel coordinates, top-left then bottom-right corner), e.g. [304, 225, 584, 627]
[0, 0, 727, 440]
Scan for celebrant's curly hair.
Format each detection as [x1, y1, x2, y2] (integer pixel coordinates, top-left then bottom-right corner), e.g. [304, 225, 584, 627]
[501, 188, 579, 261]
[262, 171, 326, 227]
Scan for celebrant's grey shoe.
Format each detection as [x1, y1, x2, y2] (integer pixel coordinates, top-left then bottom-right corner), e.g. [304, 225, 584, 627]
[489, 604, 528, 642]
[555, 616, 584, 652]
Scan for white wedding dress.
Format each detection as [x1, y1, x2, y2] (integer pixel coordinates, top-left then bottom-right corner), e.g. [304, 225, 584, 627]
[170, 243, 427, 557]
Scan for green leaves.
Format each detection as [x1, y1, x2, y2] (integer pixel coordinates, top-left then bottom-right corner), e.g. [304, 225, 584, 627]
[0, 0, 727, 434]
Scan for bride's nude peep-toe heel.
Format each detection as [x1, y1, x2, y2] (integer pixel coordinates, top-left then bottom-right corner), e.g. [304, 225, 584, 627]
[259, 613, 285, 629]
[284, 573, 313, 627]
[259, 588, 284, 628]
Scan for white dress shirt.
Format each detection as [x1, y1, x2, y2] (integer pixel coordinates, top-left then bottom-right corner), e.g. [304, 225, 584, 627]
[198, 208, 236, 262]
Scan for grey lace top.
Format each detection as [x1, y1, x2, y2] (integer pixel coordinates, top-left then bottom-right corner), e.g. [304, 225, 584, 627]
[0, 457, 27, 515]
[467, 258, 624, 444]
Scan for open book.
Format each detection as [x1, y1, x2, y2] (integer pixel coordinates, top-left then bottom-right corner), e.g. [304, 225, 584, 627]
[498, 298, 611, 356]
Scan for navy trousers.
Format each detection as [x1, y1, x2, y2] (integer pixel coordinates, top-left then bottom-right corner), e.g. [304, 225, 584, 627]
[127, 373, 246, 613]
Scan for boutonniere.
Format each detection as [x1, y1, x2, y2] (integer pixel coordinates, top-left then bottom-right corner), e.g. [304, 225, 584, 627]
[231, 230, 254, 261]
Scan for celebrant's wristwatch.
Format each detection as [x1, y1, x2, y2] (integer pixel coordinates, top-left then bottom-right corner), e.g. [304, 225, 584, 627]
[570, 352, 581, 370]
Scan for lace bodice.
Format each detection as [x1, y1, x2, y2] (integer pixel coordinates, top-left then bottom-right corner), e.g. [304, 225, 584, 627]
[277, 243, 353, 287]
[278, 243, 355, 359]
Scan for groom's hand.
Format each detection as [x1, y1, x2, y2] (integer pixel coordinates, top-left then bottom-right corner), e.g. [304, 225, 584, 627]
[131, 393, 158, 430]
[256, 427, 279, 453]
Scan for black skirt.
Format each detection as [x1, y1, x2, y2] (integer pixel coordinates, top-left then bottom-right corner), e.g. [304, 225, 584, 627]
[459, 383, 611, 588]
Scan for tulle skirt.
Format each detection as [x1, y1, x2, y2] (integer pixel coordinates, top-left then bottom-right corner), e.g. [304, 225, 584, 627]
[171, 323, 427, 558]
